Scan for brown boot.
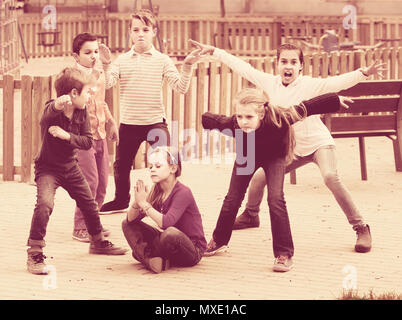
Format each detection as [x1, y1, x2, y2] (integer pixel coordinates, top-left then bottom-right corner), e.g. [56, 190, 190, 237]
[233, 210, 260, 230]
[355, 224, 372, 253]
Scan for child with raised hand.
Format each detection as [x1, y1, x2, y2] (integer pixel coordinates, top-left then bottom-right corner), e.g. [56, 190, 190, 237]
[26, 67, 127, 275]
[202, 87, 352, 272]
[98, 9, 202, 215]
[190, 39, 386, 253]
[122, 146, 207, 273]
[71, 32, 119, 242]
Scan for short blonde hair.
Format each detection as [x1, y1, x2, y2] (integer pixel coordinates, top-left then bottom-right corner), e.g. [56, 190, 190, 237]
[130, 9, 157, 29]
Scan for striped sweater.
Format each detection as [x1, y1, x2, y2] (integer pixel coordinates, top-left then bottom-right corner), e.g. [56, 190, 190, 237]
[103, 45, 193, 125]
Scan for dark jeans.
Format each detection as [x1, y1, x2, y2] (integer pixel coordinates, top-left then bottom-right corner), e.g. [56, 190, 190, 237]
[113, 122, 170, 203]
[27, 165, 103, 248]
[213, 157, 294, 258]
[122, 220, 203, 268]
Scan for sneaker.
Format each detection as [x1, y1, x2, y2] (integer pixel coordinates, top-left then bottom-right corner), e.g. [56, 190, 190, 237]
[233, 210, 260, 230]
[99, 199, 129, 215]
[27, 251, 48, 275]
[203, 239, 228, 257]
[72, 229, 90, 242]
[72, 228, 111, 243]
[145, 257, 170, 274]
[273, 255, 294, 272]
[89, 240, 128, 255]
[354, 224, 372, 253]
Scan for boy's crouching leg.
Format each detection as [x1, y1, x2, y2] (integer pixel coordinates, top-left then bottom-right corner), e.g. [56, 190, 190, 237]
[89, 232, 128, 255]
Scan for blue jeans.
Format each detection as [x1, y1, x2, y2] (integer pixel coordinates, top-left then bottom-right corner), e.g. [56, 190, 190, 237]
[28, 165, 103, 248]
[245, 145, 364, 228]
[113, 122, 170, 204]
[122, 220, 203, 268]
[213, 157, 294, 258]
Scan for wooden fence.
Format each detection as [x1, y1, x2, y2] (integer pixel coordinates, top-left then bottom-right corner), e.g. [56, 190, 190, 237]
[17, 14, 402, 59]
[2, 47, 402, 182]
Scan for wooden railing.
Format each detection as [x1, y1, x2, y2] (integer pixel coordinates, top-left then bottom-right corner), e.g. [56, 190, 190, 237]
[17, 14, 402, 59]
[2, 47, 402, 182]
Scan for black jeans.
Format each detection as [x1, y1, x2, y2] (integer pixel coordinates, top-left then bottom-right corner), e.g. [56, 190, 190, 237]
[113, 122, 170, 203]
[213, 157, 294, 258]
[122, 220, 203, 268]
[27, 165, 103, 248]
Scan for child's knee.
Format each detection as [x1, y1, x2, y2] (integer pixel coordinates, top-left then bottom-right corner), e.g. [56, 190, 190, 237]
[35, 201, 53, 216]
[160, 226, 180, 244]
[267, 192, 285, 209]
[323, 172, 340, 188]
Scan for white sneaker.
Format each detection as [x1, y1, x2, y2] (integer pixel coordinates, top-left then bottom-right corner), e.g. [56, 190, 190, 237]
[273, 255, 294, 272]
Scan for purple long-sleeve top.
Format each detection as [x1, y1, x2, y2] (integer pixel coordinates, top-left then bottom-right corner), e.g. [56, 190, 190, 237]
[159, 181, 207, 252]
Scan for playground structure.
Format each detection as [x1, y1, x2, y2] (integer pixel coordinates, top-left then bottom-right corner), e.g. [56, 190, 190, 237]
[13, 13, 402, 60]
[0, 0, 21, 76]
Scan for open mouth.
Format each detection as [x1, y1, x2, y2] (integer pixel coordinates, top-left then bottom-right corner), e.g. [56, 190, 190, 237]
[284, 71, 293, 78]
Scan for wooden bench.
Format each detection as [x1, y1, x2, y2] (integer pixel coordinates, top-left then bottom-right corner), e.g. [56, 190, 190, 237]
[289, 80, 402, 184]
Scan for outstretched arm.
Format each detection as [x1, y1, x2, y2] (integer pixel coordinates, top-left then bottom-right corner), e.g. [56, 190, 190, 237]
[202, 112, 237, 136]
[309, 60, 387, 94]
[289, 93, 351, 124]
[189, 39, 274, 89]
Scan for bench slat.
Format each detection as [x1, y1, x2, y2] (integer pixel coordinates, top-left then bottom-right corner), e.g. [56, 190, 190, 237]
[341, 97, 400, 113]
[329, 114, 396, 132]
[332, 131, 395, 138]
[339, 80, 402, 96]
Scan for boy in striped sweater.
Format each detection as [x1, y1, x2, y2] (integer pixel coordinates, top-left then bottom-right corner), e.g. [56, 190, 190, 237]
[99, 9, 201, 214]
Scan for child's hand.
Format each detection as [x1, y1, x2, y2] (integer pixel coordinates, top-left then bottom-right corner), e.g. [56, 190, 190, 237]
[361, 59, 387, 78]
[183, 48, 202, 65]
[188, 39, 215, 56]
[134, 180, 149, 206]
[54, 95, 72, 110]
[48, 125, 71, 141]
[339, 96, 354, 109]
[99, 43, 112, 64]
[107, 122, 119, 145]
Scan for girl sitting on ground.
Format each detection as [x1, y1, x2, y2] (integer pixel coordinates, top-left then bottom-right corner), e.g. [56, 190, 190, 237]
[122, 146, 207, 273]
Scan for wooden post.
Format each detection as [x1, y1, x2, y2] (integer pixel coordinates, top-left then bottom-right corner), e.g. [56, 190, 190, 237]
[358, 137, 368, 180]
[244, 0, 253, 14]
[21, 76, 33, 183]
[395, 86, 402, 171]
[220, 0, 226, 17]
[399, 48, 402, 80]
[270, 21, 282, 50]
[2, 75, 14, 181]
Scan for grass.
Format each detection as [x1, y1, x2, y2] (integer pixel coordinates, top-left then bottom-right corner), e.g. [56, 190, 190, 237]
[339, 289, 402, 300]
